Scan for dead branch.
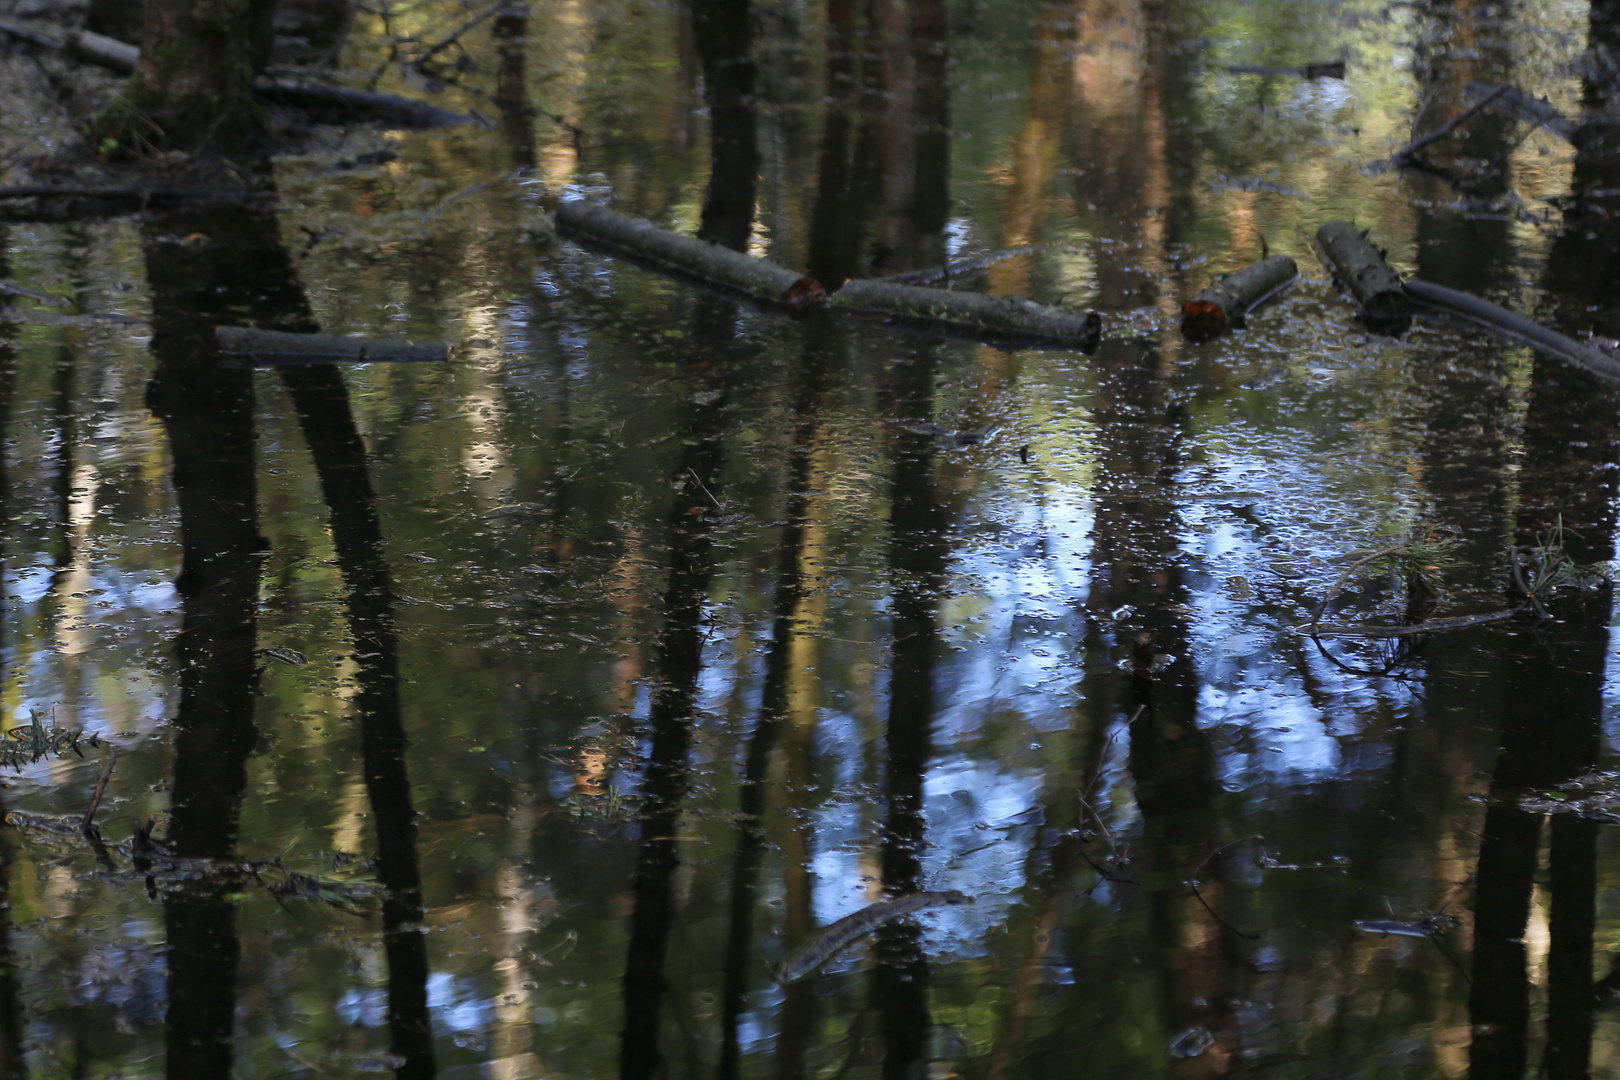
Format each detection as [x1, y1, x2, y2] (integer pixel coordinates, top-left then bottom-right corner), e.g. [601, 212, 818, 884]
[1180, 253, 1297, 342]
[1315, 220, 1411, 334]
[1404, 278, 1620, 385]
[215, 326, 449, 366]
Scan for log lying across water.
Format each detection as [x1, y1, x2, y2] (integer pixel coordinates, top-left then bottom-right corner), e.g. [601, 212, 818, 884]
[555, 200, 813, 304]
[1315, 220, 1412, 335]
[1180, 253, 1298, 342]
[215, 326, 448, 367]
[1403, 279, 1620, 385]
[0, 20, 475, 128]
[829, 278, 1101, 348]
[557, 200, 1102, 349]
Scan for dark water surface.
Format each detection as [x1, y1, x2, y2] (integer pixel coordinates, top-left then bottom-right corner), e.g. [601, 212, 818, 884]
[2, 0, 1620, 1076]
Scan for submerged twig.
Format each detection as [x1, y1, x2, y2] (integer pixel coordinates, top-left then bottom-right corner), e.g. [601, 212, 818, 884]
[82, 748, 119, 830]
[1404, 278, 1620, 385]
[1386, 85, 1509, 166]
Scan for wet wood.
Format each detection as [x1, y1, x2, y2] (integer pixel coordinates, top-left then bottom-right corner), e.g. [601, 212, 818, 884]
[0, 19, 473, 128]
[1226, 61, 1344, 79]
[829, 279, 1101, 348]
[1315, 220, 1411, 334]
[1180, 254, 1297, 342]
[214, 326, 448, 367]
[1404, 278, 1620, 385]
[556, 200, 811, 304]
[1385, 85, 1509, 167]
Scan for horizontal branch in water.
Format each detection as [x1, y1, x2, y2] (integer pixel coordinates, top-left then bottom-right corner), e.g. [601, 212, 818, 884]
[829, 278, 1101, 349]
[1403, 278, 1620, 385]
[214, 326, 448, 367]
[557, 200, 1103, 348]
[1315, 220, 1411, 334]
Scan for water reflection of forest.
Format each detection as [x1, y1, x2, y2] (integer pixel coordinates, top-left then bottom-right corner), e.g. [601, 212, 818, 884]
[0, 0, 1618, 1077]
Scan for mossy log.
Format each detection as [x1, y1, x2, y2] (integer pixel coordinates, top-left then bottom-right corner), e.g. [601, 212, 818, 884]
[558, 201, 1101, 347]
[1315, 220, 1412, 334]
[1403, 279, 1620, 385]
[829, 279, 1101, 349]
[1180, 254, 1297, 342]
[0, 23, 474, 129]
[556, 200, 816, 305]
[215, 326, 448, 367]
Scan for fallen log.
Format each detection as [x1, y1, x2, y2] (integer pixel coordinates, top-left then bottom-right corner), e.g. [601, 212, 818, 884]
[215, 326, 448, 367]
[0, 20, 474, 128]
[873, 245, 1041, 286]
[1403, 278, 1620, 385]
[1226, 61, 1345, 80]
[828, 279, 1101, 349]
[1180, 253, 1297, 342]
[1314, 220, 1411, 335]
[555, 199, 814, 305]
[254, 78, 475, 128]
[557, 200, 1103, 348]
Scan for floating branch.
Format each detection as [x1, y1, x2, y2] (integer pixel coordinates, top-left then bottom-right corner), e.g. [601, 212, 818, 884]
[1403, 279, 1620, 385]
[1463, 81, 1599, 148]
[1180, 253, 1297, 342]
[215, 326, 449, 367]
[254, 78, 475, 128]
[1226, 61, 1345, 80]
[558, 201, 1102, 348]
[1314, 220, 1411, 335]
[829, 279, 1102, 349]
[872, 244, 1042, 286]
[775, 891, 973, 984]
[556, 200, 815, 305]
[0, 20, 474, 128]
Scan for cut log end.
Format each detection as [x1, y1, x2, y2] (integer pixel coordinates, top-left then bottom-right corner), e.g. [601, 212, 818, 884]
[1180, 300, 1227, 343]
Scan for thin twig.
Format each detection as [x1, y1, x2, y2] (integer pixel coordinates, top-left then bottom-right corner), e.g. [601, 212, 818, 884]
[82, 747, 119, 830]
[687, 467, 720, 508]
[1190, 881, 1260, 940]
[1509, 546, 1552, 621]
[1191, 834, 1264, 879]
[414, 0, 506, 66]
[1392, 85, 1510, 164]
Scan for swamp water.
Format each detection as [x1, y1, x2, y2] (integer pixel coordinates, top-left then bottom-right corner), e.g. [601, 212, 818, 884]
[1, 0, 1620, 1076]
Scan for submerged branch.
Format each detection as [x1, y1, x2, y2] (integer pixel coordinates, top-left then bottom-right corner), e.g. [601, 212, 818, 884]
[1180, 253, 1297, 342]
[1404, 278, 1620, 385]
[557, 200, 1104, 349]
[1315, 220, 1411, 334]
[215, 326, 448, 366]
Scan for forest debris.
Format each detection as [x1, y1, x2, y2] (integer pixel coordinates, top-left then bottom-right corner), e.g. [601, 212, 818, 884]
[558, 200, 1103, 348]
[0, 19, 475, 128]
[67, 27, 138, 73]
[1180, 253, 1297, 342]
[1304, 609, 1519, 638]
[82, 748, 119, 829]
[774, 890, 973, 984]
[873, 244, 1043, 286]
[215, 326, 449, 366]
[1354, 914, 1458, 938]
[254, 78, 476, 128]
[1314, 220, 1411, 334]
[0, 278, 67, 305]
[1226, 61, 1345, 80]
[1462, 81, 1602, 148]
[556, 199, 812, 305]
[1403, 278, 1620, 385]
[0, 710, 100, 768]
[830, 279, 1101, 348]
[1377, 85, 1510, 170]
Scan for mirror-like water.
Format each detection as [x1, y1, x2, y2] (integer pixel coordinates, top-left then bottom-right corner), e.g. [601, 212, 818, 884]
[2, 0, 1620, 1076]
